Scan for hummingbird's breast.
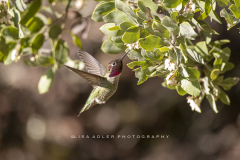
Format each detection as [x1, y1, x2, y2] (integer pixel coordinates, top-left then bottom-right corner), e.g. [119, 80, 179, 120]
[97, 73, 121, 102]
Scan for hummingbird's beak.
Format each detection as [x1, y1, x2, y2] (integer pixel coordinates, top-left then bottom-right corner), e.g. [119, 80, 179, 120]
[120, 50, 131, 60]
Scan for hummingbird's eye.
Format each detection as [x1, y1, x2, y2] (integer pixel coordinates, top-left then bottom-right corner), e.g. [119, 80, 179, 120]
[112, 62, 116, 66]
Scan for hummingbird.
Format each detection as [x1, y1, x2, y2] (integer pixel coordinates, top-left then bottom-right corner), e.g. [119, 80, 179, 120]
[65, 50, 130, 116]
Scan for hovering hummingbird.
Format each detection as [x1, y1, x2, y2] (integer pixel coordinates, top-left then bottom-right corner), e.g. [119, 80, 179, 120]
[65, 50, 130, 116]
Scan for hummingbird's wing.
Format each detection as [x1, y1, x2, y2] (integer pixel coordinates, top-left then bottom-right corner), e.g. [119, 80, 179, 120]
[65, 65, 107, 88]
[78, 50, 106, 77]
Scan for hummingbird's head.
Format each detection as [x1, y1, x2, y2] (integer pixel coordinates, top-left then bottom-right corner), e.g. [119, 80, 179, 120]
[107, 50, 130, 77]
[108, 59, 123, 77]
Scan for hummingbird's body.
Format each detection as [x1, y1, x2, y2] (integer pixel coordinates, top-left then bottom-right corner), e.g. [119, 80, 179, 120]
[65, 50, 129, 116]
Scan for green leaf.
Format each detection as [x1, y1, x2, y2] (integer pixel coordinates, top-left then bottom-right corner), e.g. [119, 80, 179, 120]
[178, 12, 193, 22]
[163, 0, 183, 8]
[128, 49, 145, 61]
[8, 7, 24, 38]
[180, 78, 201, 96]
[38, 67, 56, 94]
[206, 94, 218, 113]
[209, 10, 222, 24]
[180, 22, 198, 40]
[205, 0, 211, 15]
[210, 69, 220, 80]
[176, 85, 187, 96]
[49, 25, 62, 40]
[0, 37, 8, 63]
[213, 47, 231, 63]
[221, 62, 234, 72]
[122, 26, 140, 44]
[171, 11, 178, 22]
[159, 46, 169, 52]
[37, 55, 54, 67]
[100, 23, 119, 36]
[92, 1, 115, 22]
[229, 4, 240, 19]
[139, 35, 164, 51]
[217, 87, 230, 105]
[4, 42, 16, 65]
[161, 16, 179, 37]
[2, 27, 19, 40]
[146, 51, 161, 61]
[134, 67, 149, 85]
[127, 61, 146, 69]
[20, 0, 42, 25]
[108, 26, 120, 31]
[179, 43, 188, 62]
[101, 38, 126, 54]
[119, 22, 135, 31]
[110, 30, 125, 43]
[26, 17, 44, 33]
[137, 10, 150, 20]
[180, 66, 198, 81]
[152, 20, 170, 40]
[220, 9, 234, 25]
[138, 0, 158, 15]
[115, 0, 138, 21]
[49, 0, 55, 3]
[137, 1, 153, 19]
[54, 39, 69, 66]
[195, 41, 209, 56]
[24, 60, 39, 67]
[187, 49, 204, 64]
[103, 10, 136, 25]
[189, 67, 200, 79]
[71, 33, 83, 49]
[219, 77, 239, 90]
[15, 0, 27, 12]
[235, 0, 240, 7]
[217, 0, 229, 7]
[32, 33, 44, 53]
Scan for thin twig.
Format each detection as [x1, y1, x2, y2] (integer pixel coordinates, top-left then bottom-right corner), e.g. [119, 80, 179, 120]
[64, 0, 73, 23]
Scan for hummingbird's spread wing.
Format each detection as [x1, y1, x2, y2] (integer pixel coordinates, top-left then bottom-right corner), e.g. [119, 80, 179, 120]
[65, 65, 107, 88]
[78, 50, 106, 77]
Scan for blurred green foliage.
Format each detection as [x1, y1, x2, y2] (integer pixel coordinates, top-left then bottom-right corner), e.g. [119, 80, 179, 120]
[0, 0, 239, 113]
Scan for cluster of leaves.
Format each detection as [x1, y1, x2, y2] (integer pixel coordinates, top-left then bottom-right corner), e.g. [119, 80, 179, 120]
[0, 0, 84, 94]
[92, 0, 239, 113]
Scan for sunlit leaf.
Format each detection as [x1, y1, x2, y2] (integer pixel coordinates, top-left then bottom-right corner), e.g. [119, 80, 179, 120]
[20, 0, 42, 25]
[49, 25, 62, 40]
[32, 33, 44, 53]
[92, 1, 115, 22]
[101, 38, 126, 54]
[38, 66, 56, 94]
[122, 26, 140, 44]
[139, 35, 164, 51]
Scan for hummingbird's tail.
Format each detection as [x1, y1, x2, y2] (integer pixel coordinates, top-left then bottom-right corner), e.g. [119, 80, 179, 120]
[77, 98, 97, 117]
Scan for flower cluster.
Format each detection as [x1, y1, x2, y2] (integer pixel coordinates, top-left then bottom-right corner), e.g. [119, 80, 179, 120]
[187, 97, 201, 113]
[125, 42, 139, 50]
[0, 0, 11, 24]
[164, 59, 176, 71]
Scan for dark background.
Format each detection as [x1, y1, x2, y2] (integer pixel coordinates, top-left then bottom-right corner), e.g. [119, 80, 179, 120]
[0, 1, 240, 160]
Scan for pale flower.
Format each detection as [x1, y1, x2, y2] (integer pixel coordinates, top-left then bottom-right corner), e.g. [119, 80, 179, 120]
[187, 97, 201, 113]
[191, 4, 196, 11]
[30, 57, 35, 61]
[166, 72, 178, 86]
[164, 59, 176, 71]
[125, 42, 139, 50]
[11, 49, 18, 61]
